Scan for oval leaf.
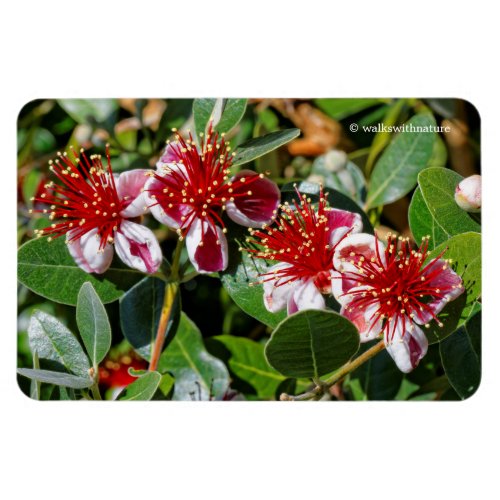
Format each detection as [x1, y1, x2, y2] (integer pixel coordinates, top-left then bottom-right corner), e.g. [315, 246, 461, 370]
[193, 98, 217, 137]
[410, 167, 481, 248]
[365, 113, 437, 209]
[28, 310, 90, 377]
[119, 277, 181, 360]
[265, 309, 360, 378]
[17, 368, 93, 389]
[77, 282, 112, 367]
[116, 371, 162, 401]
[158, 313, 230, 400]
[232, 129, 300, 167]
[425, 232, 481, 343]
[440, 311, 481, 399]
[215, 99, 247, 134]
[18, 237, 143, 305]
[58, 99, 118, 124]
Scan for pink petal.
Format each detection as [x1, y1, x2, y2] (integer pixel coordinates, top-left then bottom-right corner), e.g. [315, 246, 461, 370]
[341, 302, 382, 342]
[226, 170, 280, 227]
[413, 259, 465, 325]
[116, 169, 152, 218]
[185, 218, 228, 273]
[287, 279, 325, 314]
[114, 220, 162, 274]
[385, 319, 428, 373]
[144, 171, 192, 229]
[262, 263, 295, 313]
[67, 228, 114, 274]
[330, 270, 363, 305]
[157, 143, 182, 168]
[333, 233, 386, 273]
[327, 209, 363, 247]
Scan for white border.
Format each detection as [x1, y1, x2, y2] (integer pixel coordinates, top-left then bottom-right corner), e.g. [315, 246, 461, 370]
[3, 1, 499, 499]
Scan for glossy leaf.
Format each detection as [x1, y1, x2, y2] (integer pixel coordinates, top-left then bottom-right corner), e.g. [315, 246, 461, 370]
[158, 313, 230, 400]
[76, 282, 112, 367]
[365, 114, 437, 209]
[440, 311, 481, 399]
[215, 99, 247, 134]
[408, 187, 448, 250]
[425, 232, 481, 343]
[28, 310, 90, 377]
[58, 99, 118, 124]
[410, 167, 481, 247]
[17, 368, 93, 389]
[116, 371, 162, 401]
[232, 129, 300, 167]
[265, 310, 360, 378]
[193, 98, 216, 137]
[119, 278, 181, 360]
[18, 237, 143, 305]
[211, 335, 290, 399]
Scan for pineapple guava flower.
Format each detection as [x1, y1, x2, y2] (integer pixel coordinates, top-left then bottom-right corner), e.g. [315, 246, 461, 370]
[31, 146, 162, 274]
[332, 233, 464, 372]
[244, 188, 362, 314]
[144, 123, 280, 273]
[455, 174, 481, 212]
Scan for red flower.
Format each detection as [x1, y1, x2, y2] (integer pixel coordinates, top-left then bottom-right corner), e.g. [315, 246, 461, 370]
[144, 124, 280, 273]
[244, 188, 362, 314]
[332, 233, 464, 372]
[31, 146, 162, 274]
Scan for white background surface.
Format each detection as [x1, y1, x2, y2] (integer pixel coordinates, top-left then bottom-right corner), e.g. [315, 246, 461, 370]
[1, 1, 498, 499]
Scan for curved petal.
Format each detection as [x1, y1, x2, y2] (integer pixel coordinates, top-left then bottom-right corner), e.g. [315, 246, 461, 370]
[330, 270, 363, 305]
[341, 302, 383, 342]
[114, 220, 162, 274]
[143, 173, 192, 229]
[226, 170, 280, 227]
[262, 263, 295, 313]
[327, 208, 363, 247]
[287, 279, 325, 314]
[116, 169, 152, 218]
[333, 233, 386, 273]
[385, 319, 428, 373]
[185, 218, 228, 273]
[67, 228, 114, 274]
[156, 143, 183, 169]
[413, 259, 465, 325]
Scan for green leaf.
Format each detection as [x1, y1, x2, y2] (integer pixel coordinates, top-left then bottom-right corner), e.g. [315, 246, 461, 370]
[365, 114, 437, 209]
[408, 187, 448, 251]
[58, 99, 118, 124]
[152, 373, 175, 400]
[425, 232, 481, 343]
[265, 310, 360, 378]
[156, 99, 193, 142]
[314, 98, 382, 121]
[232, 129, 300, 167]
[210, 335, 288, 399]
[29, 351, 41, 400]
[18, 237, 143, 305]
[76, 282, 112, 367]
[215, 99, 247, 134]
[440, 311, 481, 399]
[119, 278, 181, 361]
[158, 313, 230, 400]
[28, 310, 90, 377]
[116, 371, 162, 401]
[193, 98, 217, 137]
[410, 167, 481, 248]
[17, 368, 93, 389]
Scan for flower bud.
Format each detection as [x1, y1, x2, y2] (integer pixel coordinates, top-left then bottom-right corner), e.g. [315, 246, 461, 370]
[455, 174, 481, 212]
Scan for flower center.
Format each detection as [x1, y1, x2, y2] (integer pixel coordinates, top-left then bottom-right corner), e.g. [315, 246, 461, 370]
[31, 145, 124, 249]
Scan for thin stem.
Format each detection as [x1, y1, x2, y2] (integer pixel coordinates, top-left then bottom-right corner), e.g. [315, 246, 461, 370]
[280, 340, 386, 401]
[90, 381, 102, 401]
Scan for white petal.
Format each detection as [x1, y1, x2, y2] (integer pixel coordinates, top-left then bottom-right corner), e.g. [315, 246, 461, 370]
[333, 233, 386, 273]
[290, 279, 326, 312]
[116, 169, 151, 218]
[341, 301, 382, 343]
[262, 263, 295, 313]
[385, 319, 428, 373]
[114, 221, 162, 273]
[75, 228, 114, 274]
